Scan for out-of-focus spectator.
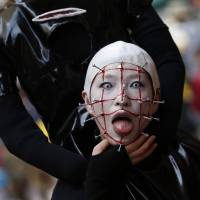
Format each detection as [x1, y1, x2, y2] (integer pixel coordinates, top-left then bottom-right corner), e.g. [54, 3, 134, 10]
[0, 0, 14, 11]
[161, 0, 194, 55]
[191, 47, 200, 113]
[157, 0, 200, 139]
[190, 0, 200, 9]
[178, 79, 196, 135]
[0, 143, 10, 199]
[4, 149, 56, 200]
[190, 47, 200, 139]
[153, 0, 170, 9]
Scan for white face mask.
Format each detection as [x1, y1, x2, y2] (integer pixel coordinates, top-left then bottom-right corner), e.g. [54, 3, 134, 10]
[84, 63, 156, 145]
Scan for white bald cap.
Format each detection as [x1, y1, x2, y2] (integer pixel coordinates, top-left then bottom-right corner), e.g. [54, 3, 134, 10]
[84, 41, 160, 95]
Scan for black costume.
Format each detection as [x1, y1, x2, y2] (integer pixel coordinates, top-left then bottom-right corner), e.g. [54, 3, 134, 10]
[0, 0, 190, 199]
[85, 138, 200, 200]
[51, 5, 200, 200]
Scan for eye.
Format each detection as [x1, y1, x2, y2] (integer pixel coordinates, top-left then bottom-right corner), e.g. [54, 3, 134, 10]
[130, 81, 144, 88]
[99, 82, 112, 90]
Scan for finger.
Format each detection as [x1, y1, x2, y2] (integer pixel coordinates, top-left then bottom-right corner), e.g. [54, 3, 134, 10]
[131, 143, 158, 165]
[125, 134, 149, 153]
[92, 139, 110, 156]
[129, 135, 156, 158]
[103, 134, 118, 146]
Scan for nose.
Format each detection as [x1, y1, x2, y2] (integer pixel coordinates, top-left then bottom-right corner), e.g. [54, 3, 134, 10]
[114, 91, 130, 107]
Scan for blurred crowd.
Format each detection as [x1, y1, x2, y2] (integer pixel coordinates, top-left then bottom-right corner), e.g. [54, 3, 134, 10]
[159, 0, 200, 140]
[0, 143, 56, 200]
[0, 0, 200, 199]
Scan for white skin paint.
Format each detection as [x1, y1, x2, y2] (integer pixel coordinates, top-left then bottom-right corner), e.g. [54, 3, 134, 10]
[83, 63, 157, 145]
[83, 41, 160, 145]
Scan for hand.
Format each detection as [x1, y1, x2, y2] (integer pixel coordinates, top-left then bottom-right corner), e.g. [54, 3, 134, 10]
[92, 139, 110, 156]
[125, 134, 157, 165]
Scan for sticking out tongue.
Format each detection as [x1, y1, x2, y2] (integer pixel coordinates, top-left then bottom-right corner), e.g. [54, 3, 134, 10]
[113, 118, 134, 136]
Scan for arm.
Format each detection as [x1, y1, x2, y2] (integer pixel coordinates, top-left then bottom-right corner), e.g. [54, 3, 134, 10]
[126, 4, 185, 147]
[0, 44, 87, 184]
[85, 140, 130, 200]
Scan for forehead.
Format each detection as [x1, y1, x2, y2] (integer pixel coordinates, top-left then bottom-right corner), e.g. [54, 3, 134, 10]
[94, 63, 147, 80]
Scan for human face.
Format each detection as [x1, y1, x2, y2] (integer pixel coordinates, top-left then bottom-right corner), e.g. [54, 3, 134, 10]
[84, 63, 155, 145]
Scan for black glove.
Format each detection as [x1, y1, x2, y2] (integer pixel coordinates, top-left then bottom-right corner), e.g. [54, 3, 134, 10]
[86, 146, 131, 182]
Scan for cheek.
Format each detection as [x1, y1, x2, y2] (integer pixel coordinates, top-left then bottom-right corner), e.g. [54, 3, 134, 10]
[90, 88, 102, 101]
[127, 88, 140, 99]
[91, 103, 102, 117]
[129, 98, 152, 114]
[92, 103, 105, 132]
[130, 102, 140, 114]
[130, 102, 152, 116]
[92, 100, 113, 115]
[140, 102, 152, 114]
[141, 86, 153, 100]
[93, 103, 113, 133]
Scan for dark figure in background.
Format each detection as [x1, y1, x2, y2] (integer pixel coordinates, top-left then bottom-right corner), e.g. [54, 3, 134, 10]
[0, 0, 188, 199]
[190, 47, 200, 139]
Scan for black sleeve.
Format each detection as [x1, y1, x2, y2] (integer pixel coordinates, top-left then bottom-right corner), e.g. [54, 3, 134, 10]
[85, 146, 130, 200]
[126, 5, 185, 146]
[0, 44, 87, 184]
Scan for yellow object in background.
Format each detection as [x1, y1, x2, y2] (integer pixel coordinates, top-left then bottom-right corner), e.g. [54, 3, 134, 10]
[183, 80, 193, 104]
[17, 83, 51, 143]
[36, 119, 51, 143]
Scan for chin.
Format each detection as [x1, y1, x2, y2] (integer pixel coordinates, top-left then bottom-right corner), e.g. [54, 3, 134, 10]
[103, 130, 138, 145]
[104, 134, 131, 146]
[122, 133, 139, 145]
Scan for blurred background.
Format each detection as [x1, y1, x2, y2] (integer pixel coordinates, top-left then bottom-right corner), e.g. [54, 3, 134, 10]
[1, 0, 200, 199]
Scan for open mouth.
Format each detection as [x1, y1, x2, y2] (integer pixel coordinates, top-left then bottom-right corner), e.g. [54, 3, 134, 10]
[112, 116, 132, 123]
[112, 111, 134, 136]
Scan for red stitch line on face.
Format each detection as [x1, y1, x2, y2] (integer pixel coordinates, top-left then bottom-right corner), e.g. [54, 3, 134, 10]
[105, 133, 124, 145]
[89, 97, 153, 106]
[89, 64, 154, 144]
[137, 66, 142, 133]
[94, 66, 146, 75]
[102, 69, 107, 131]
[89, 109, 155, 119]
[120, 62, 124, 102]
[89, 67, 106, 132]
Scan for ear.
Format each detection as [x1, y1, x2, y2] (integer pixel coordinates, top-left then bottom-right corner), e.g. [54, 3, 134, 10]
[82, 90, 94, 115]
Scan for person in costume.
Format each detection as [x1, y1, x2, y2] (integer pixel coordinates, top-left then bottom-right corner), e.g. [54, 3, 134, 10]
[0, 0, 186, 198]
[82, 41, 200, 200]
